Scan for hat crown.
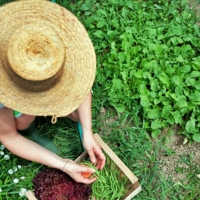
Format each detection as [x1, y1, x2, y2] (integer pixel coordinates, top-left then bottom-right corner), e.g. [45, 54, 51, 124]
[7, 24, 65, 91]
[0, 0, 96, 117]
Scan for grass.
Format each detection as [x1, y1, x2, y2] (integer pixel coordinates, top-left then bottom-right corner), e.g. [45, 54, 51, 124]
[35, 108, 199, 200]
[0, 0, 200, 199]
[0, 145, 43, 199]
[94, 109, 200, 200]
[0, 115, 200, 200]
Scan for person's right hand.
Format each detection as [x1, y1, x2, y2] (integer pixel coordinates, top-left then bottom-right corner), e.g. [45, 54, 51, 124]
[82, 133, 106, 170]
[62, 159, 97, 184]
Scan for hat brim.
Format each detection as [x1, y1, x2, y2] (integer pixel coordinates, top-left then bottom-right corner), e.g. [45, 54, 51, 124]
[0, 0, 96, 117]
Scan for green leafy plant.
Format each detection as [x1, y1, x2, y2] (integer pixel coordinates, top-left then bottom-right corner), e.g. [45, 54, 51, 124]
[0, 0, 199, 199]
[58, 0, 200, 141]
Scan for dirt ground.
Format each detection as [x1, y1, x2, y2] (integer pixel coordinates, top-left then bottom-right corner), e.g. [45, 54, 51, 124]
[189, 0, 200, 24]
[158, 131, 200, 182]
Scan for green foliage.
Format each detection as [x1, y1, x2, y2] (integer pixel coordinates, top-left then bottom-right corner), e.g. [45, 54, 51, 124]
[2, 1, 200, 141]
[59, 0, 200, 140]
[97, 114, 200, 200]
[0, 0, 199, 199]
[36, 116, 83, 159]
[0, 144, 42, 200]
[0, 0, 14, 6]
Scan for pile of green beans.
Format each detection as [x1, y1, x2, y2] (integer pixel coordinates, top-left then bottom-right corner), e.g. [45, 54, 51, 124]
[80, 155, 128, 200]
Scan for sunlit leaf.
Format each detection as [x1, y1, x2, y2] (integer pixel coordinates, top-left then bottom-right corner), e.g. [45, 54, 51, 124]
[186, 118, 196, 132]
[193, 134, 200, 142]
[158, 72, 169, 86]
[148, 108, 160, 119]
[140, 95, 150, 107]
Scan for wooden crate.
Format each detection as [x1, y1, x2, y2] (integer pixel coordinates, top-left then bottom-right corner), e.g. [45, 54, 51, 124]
[75, 134, 141, 200]
[26, 134, 141, 200]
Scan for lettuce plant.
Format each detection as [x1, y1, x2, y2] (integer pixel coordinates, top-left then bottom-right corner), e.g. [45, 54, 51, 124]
[33, 168, 92, 200]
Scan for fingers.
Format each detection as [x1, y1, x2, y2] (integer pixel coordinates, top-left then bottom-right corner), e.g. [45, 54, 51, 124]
[87, 148, 106, 170]
[73, 172, 97, 184]
[79, 165, 97, 184]
[80, 165, 95, 174]
[94, 147, 106, 170]
[64, 162, 97, 184]
[87, 148, 97, 164]
[82, 135, 106, 170]
[96, 156, 106, 170]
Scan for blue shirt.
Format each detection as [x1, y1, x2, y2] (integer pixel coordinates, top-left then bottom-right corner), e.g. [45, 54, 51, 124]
[0, 103, 4, 108]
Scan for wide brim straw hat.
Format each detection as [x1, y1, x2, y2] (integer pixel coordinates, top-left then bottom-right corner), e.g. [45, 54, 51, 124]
[0, 0, 96, 121]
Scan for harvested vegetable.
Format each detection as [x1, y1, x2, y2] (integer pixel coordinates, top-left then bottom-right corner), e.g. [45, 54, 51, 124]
[81, 172, 93, 178]
[80, 164, 94, 178]
[80, 155, 128, 200]
[33, 168, 92, 200]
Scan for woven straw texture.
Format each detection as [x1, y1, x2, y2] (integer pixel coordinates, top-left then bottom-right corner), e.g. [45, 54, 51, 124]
[0, 0, 96, 117]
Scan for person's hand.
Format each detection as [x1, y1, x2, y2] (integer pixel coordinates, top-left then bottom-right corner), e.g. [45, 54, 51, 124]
[62, 159, 97, 184]
[82, 133, 106, 170]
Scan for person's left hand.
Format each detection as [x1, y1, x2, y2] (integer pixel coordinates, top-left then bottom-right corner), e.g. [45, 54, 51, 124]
[82, 133, 106, 170]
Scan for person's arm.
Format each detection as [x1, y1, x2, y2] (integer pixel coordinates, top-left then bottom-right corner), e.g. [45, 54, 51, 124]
[77, 92, 106, 170]
[0, 108, 96, 184]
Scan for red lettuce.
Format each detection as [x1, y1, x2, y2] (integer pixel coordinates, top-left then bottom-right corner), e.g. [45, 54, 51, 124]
[33, 168, 92, 200]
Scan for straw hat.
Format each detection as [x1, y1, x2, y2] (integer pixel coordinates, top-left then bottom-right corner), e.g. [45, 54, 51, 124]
[0, 0, 96, 120]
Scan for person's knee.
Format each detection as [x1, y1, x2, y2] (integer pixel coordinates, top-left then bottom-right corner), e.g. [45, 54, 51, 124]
[67, 110, 79, 122]
[15, 114, 35, 130]
[0, 108, 16, 134]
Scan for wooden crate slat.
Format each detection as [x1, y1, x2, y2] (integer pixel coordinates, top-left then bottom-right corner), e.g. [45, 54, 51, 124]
[26, 190, 37, 200]
[124, 185, 142, 200]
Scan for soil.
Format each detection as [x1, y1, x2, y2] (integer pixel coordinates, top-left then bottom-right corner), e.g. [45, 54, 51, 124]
[100, 107, 200, 183]
[158, 131, 200, 182]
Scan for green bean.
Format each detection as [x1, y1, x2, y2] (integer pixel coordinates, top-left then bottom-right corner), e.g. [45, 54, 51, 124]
[80, 154, 128, 200]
